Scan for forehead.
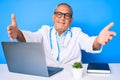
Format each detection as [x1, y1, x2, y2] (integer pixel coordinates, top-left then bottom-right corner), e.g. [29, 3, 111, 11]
[55, 5, 71, 13]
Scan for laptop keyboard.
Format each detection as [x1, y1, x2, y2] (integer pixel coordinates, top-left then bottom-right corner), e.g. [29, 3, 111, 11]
[47, 67, 63, 76]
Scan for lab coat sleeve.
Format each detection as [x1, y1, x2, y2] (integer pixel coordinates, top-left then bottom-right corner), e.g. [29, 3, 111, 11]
[78, 29, 102, 53]
[21, 29, 43, 42]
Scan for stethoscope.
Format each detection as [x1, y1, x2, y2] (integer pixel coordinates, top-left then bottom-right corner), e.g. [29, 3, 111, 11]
[49, 27, 72, 50]
[49, 27, 72, 61]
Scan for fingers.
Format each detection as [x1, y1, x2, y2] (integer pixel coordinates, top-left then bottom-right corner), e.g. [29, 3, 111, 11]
[101, 32, 116, 45]
[104, 36, 112, 45]
[109, 31, 116, 36]
[94, 22, 116, 48]
[11, 14, 17, 26]
[7, 25, 12, 35]
[7, 25, 14, 40]
[104, 22, 114, 30]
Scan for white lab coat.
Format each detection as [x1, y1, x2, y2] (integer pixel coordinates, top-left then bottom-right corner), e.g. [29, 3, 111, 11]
[22, 25, 101, 66]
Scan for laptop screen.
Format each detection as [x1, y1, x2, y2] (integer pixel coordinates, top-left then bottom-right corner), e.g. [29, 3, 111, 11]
[2, 42, 63, 77]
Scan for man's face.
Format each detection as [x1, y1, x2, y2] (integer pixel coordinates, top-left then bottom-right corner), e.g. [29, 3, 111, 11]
[52, 5, 73, 35]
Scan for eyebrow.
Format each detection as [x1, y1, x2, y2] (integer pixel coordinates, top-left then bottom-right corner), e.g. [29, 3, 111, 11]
[55, 11, 71, 14]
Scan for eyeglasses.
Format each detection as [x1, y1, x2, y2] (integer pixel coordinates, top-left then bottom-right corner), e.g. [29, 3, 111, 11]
[54, 12, 72, 19]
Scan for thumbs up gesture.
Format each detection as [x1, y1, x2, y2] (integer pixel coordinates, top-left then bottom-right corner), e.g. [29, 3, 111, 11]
[7, 14, 18, 40]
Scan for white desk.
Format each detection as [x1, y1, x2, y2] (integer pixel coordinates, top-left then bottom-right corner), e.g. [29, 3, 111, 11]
[0, 64, 120, 80]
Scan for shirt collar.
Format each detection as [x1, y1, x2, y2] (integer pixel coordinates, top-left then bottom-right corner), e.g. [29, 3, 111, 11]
[54, 27, 70, 38]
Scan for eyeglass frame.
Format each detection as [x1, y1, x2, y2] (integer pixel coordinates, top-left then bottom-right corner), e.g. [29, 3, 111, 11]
[54, 11, 72, 19]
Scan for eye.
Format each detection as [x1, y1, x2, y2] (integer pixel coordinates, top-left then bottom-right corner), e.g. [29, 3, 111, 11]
[54, 12, 72, 19]
[56, 12, 62, 16]
[65, 13, 71, 18]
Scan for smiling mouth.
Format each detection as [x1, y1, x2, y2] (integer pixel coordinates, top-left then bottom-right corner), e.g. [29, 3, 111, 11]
[58, 21, 65, 24]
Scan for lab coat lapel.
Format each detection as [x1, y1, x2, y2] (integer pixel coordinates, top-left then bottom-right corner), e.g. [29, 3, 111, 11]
[50, 28, 59, 60]
[60, 29, 80, 63]
[60, 31, 72, 62]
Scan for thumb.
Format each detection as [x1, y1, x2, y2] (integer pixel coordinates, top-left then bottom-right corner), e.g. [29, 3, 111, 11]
[104, 22, 114, 30]
[11, 13, 17, 26]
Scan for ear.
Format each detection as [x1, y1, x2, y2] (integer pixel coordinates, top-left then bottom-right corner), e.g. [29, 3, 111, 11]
[70, 18, 73, 24]
[52, 14, 55, 22]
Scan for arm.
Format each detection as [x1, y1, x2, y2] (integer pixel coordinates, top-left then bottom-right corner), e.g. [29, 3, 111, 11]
[7, 14, 26, 42]
[16, 30, 26, 42]
[93, 22, 116, 50]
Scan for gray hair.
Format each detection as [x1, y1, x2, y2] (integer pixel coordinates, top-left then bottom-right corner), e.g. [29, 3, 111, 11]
[54, 3, 73, 18]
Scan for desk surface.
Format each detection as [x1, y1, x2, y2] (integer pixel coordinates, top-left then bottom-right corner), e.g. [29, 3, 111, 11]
[0, 64, 120, 80]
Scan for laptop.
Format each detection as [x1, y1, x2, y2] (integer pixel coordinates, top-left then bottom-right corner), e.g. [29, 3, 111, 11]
[1, 42, 63, 77]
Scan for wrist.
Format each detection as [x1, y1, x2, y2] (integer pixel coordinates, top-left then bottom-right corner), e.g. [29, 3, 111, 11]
[93, 37, 102, 50]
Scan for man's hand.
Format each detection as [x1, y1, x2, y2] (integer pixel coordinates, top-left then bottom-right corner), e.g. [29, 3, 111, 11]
[7, 14, 18, 41]
[93, 22, 116, 49]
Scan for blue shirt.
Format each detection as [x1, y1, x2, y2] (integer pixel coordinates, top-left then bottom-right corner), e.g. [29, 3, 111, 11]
[55, 30, 68, 61]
